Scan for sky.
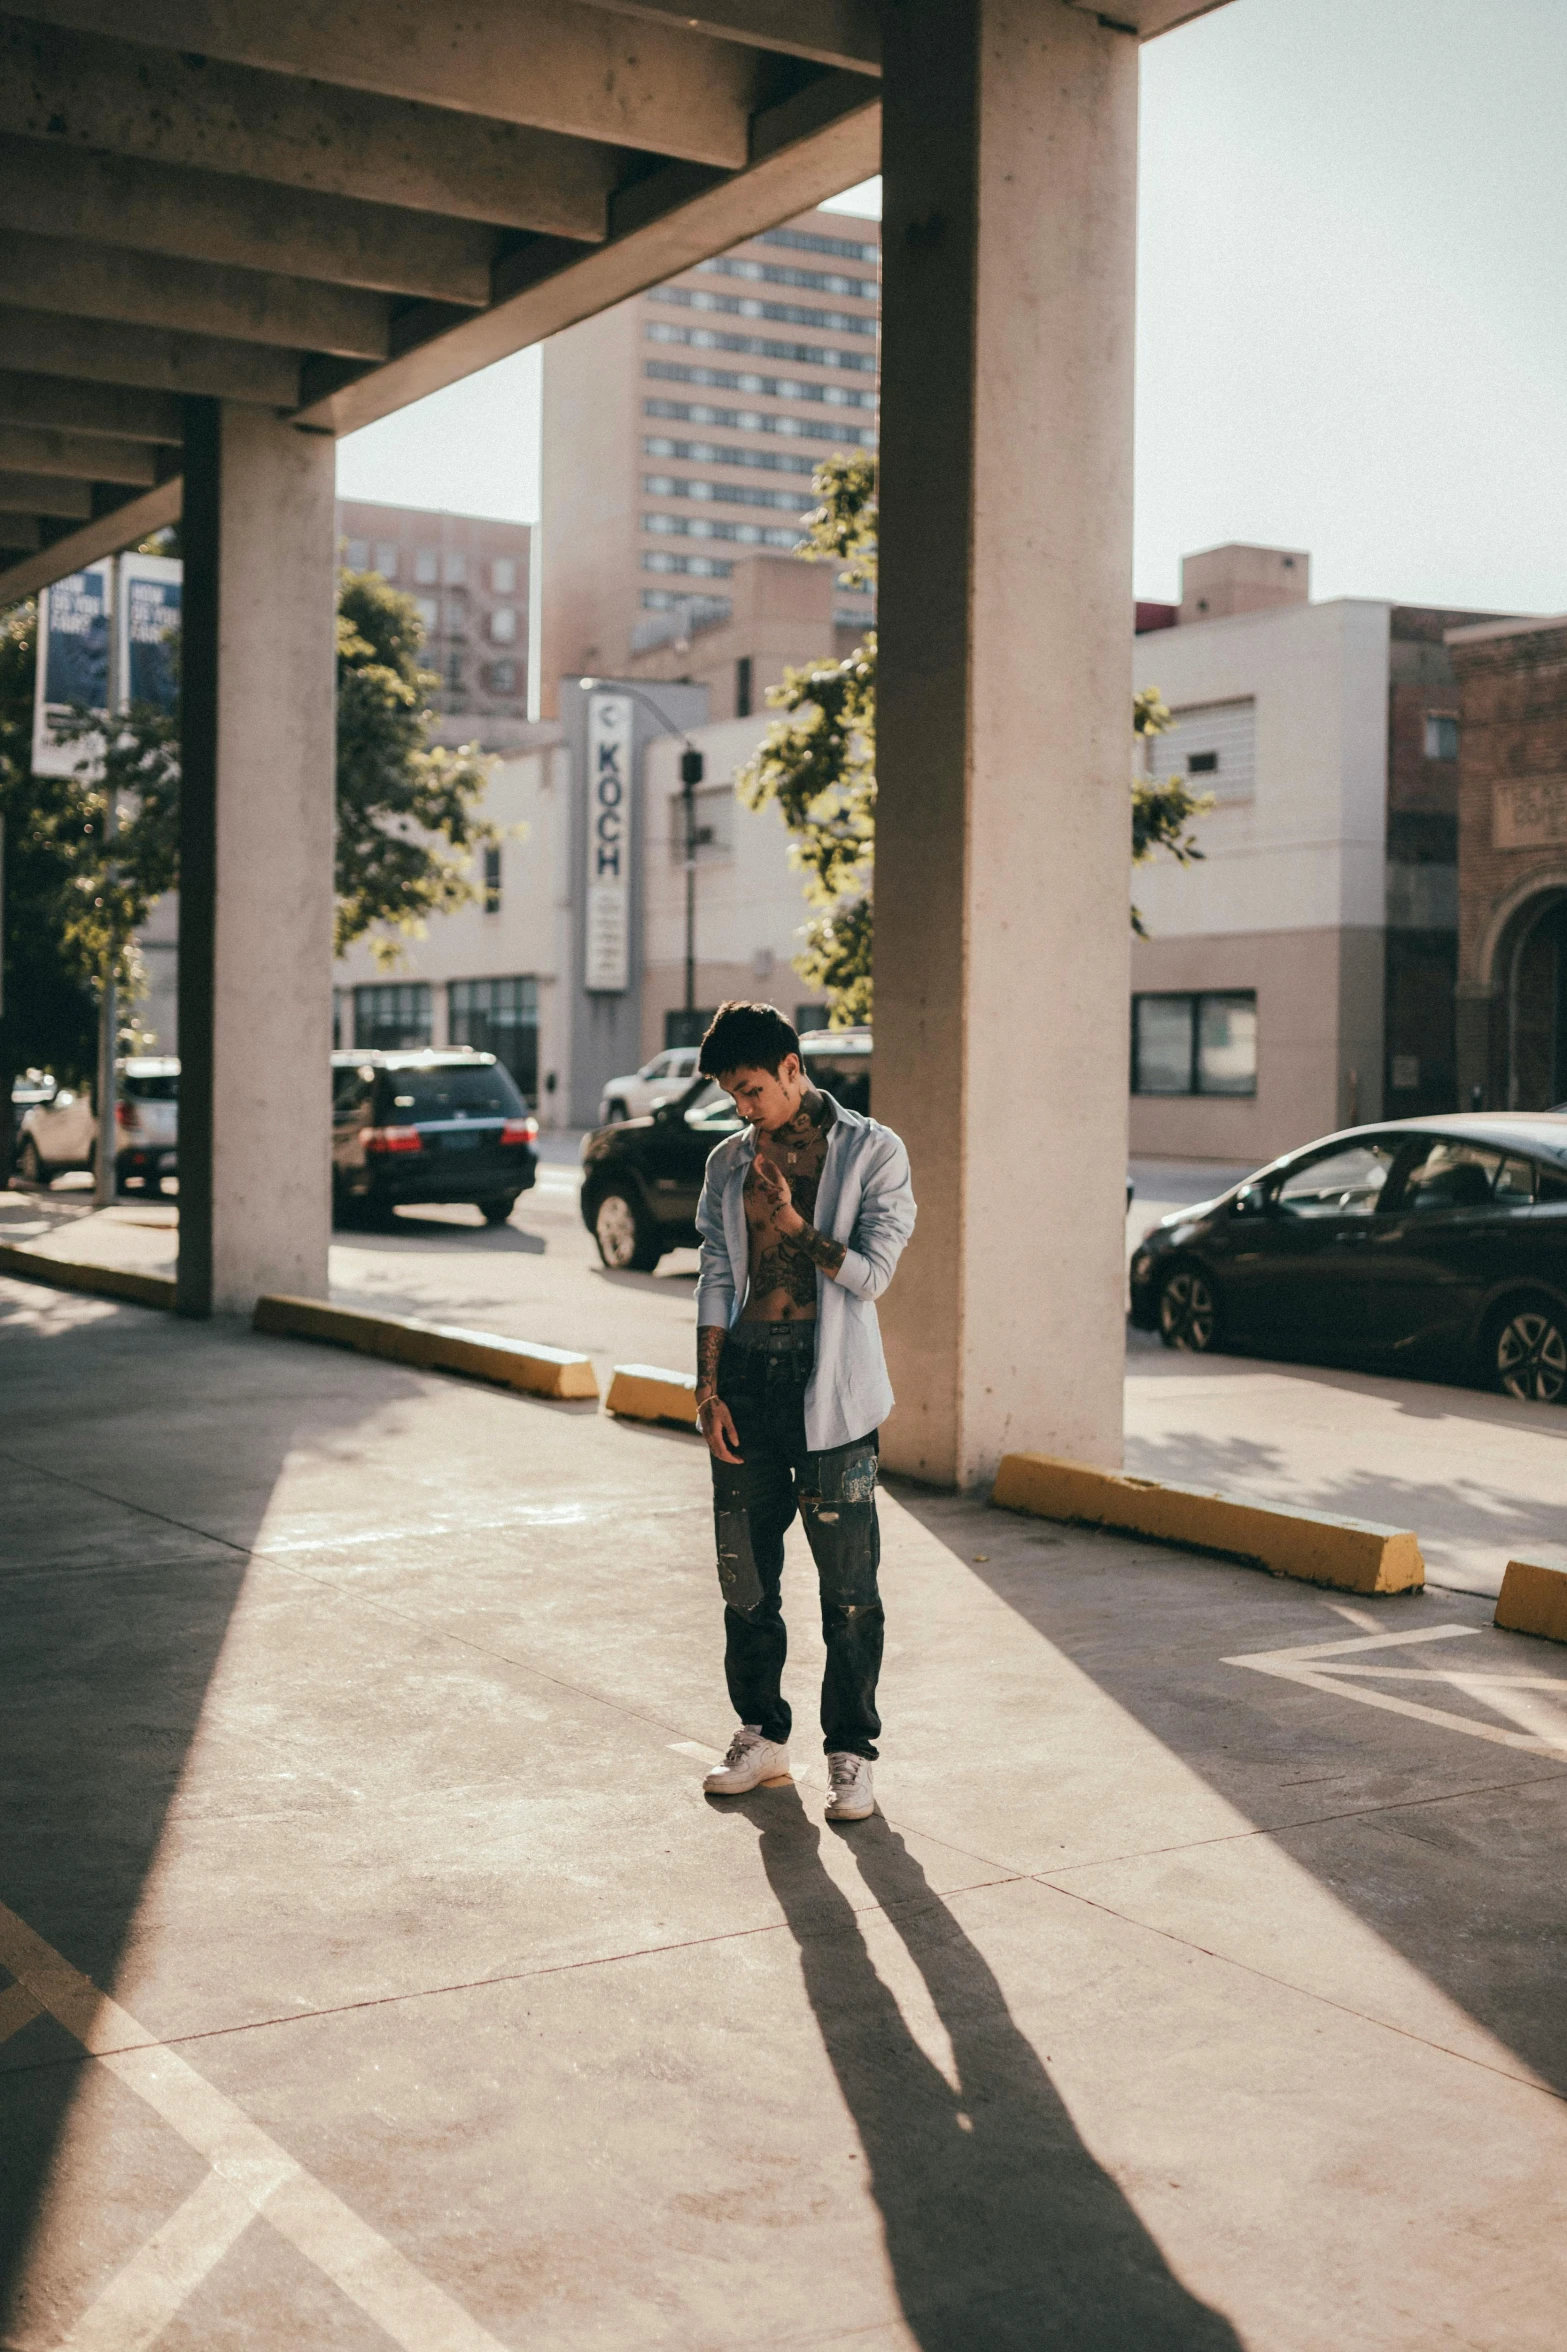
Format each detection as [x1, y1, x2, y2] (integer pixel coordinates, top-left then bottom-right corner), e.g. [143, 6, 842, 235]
[335, 0, 1567, 616]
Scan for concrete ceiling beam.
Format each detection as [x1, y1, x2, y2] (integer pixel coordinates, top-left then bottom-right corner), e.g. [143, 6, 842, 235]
[1061, 0, 1234, 34]
[0, 19, 619, 235]
[0, 424, 156, 483]
[579, 0, 879, 72]
[0, 229, 393, 360]
[0, 476, 181, 601]
[0, 468, 92, 517]
[0, 139, 503, 307]
[0, 308, 301, 406]
[0, 516, 41, 552]
[4, 0, 766, 169]
[294, 70, 879, 434]
[0, 369, 183, 443]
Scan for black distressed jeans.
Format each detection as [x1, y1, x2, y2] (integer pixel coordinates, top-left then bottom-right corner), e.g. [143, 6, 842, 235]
[711, 1321, 884, 1758]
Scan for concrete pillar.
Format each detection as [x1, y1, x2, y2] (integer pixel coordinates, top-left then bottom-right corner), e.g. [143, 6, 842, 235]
[875, 0, 1138, 1487]
[177, 400, 336, 1315]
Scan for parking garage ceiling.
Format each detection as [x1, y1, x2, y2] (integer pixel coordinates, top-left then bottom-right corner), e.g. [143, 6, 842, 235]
[0, 0, 1226, 603]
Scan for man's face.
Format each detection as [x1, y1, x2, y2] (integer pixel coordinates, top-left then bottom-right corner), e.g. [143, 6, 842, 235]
[719, 1055, 805, 1133]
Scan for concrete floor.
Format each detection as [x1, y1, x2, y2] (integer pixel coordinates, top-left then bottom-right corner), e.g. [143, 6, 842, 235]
[7, 1158, 1566, 1601]
[3, 1275, 1566, 2348]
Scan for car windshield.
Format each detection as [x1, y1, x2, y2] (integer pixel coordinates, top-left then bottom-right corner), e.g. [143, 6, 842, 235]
[383, 1064, 523, 1119]
[123, 1072, 178, 1102]
[1275, 1141, 1398, 1217]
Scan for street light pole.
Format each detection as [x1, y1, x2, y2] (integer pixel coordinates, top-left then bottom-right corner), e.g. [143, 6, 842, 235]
[578, 678, 705, 1046]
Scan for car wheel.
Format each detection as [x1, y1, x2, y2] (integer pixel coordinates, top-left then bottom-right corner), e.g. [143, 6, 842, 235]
[17, 1136, 43, 1186]
[591, 1186, 661, 1273]
[480, 1194, 517, 1227]
[1487, 1295, 1567, 1405]
[1158, 1263, 1221, 1353]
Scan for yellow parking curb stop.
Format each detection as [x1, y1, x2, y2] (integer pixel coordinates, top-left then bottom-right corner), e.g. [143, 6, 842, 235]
[606, 1364, 699, 1427]
[0, 1243, 174, 1312]
[253, 1295, 600, 1400]
[1493, 1559, 1567, 1645]
[992, 1452, 1424, 1596]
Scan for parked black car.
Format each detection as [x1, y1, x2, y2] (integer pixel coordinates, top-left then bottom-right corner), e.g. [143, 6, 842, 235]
[1129, 1114, 1567, 1403]
[580, 1028, 872, 1271]
[331, 1050, 538, 1225]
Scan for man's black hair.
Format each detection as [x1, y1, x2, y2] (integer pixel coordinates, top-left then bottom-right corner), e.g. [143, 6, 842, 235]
[697, 1001, 802, 1080]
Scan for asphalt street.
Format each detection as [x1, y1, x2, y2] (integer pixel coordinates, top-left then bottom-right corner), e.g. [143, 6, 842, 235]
[3, 1145, 1562, 1598]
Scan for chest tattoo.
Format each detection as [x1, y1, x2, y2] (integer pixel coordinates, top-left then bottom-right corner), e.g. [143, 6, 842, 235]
[743, 1095, 839, 1314]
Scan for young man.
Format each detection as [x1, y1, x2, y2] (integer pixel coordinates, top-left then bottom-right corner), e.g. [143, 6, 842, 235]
[692, 1003, 915, 1822]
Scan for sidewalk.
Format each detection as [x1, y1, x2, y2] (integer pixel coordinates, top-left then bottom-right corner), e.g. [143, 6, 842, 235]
[2, 1275, 1565, 2347]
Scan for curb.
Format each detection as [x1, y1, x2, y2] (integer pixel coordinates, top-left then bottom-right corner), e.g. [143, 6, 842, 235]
[605, 1364, 698, 1427]
[991, 1452, 1425, 1596]
[253, 1295, 600, 1400]
[1493, 1559, 1567, 1645]
[0, 1243, 174, 1312]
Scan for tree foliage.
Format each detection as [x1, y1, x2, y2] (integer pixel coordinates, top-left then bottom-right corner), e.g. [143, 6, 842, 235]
[333, 570, 496, 964]
[0, 601, 99, 1163]
[735, 455, 1209, 1024]
[0, 568, 496, 1149]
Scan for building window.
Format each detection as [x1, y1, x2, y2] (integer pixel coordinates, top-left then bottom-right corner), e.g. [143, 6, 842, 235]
[643, 552, 734, 579]
[344, 537, 369, 571]
[444, 551, 466, 585]
[414, 596, 438, 633]
[487, 659, 517, 692]
[414, 546, 439, 585]
[449, 976, 538, 1101]
[354, 982, 431, 1052]
[446, 652, 463, 691]
[795, 1002, 828, 1033]
[482, 845, 501, 912]
[491, 557, 517, 594]
[670, 783, 733, 864]
[736, 655, 753, 718]
[1132, 992, 1257, 1097]
[489, 605, 517, 642]
[665, 1005, 717, 1049]
[374, 540, 399, 578]
[1424, 713, 1460, 761]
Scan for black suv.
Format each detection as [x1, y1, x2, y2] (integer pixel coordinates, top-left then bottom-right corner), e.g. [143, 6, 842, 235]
[331, 1050, 539, 1226]
[580, 1029, 872, 1271]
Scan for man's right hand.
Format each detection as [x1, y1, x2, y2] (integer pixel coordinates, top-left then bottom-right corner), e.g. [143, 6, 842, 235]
[697, 1394, 743, 1464]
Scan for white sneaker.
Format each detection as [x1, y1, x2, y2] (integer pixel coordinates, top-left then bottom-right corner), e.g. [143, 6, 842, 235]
[825, 1752, 875, 1821]
[703, 1726, 792, 1794]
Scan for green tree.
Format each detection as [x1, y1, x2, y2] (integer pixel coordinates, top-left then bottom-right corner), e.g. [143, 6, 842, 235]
[0, 567, 496, 1158]
[0, 600, 100, 1171]
[736, 456, 1209, 1025]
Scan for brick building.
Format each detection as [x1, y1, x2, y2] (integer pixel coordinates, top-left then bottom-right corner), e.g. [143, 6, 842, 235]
[1449, 614, 1567, 1110]
[336, 500, 531, 724]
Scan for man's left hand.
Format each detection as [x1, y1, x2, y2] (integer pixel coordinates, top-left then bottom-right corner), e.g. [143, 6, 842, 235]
[752, 1153, 802, 1234]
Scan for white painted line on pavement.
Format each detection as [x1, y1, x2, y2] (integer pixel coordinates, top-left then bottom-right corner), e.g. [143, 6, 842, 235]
[1226, 1624, 1567, 1756]
[0, 1978, 42, 2042]
[0, 1900, 513, 2352]
[61, 2166, 270, 2352]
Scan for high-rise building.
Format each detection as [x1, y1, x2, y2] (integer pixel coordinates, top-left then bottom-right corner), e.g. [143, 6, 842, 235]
[335, 500, 532, 724]
[541, 206, 879, 719]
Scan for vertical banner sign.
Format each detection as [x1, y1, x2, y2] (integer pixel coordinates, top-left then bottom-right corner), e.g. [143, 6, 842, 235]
[32, 560, 112, 776]
[118, 552, 182, 714]
[584, 692, 634, 991]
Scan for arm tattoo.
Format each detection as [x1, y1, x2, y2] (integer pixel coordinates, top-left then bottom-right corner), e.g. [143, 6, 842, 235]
[695, 1324, 725, 1403]
[794, 1222, 847, 1278]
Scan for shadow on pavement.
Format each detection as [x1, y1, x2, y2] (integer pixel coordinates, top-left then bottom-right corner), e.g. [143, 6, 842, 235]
[900, 1497, 1567, 2106]
[0, 1287, 400, 2331]
[732, 1786, 1243, 2351]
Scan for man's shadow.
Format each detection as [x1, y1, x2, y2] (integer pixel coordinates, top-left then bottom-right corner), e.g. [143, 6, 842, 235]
[728, 1788, 1242, 2350]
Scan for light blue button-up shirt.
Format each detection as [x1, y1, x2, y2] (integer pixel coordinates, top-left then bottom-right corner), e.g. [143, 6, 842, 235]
[695, 1094, 917, 1454]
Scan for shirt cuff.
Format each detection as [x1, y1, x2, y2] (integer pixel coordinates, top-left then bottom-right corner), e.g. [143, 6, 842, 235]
[833, 1246, 874, 1298]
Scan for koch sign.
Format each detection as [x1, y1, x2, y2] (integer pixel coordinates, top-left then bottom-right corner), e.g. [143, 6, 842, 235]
[585, 692, 634, 992]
